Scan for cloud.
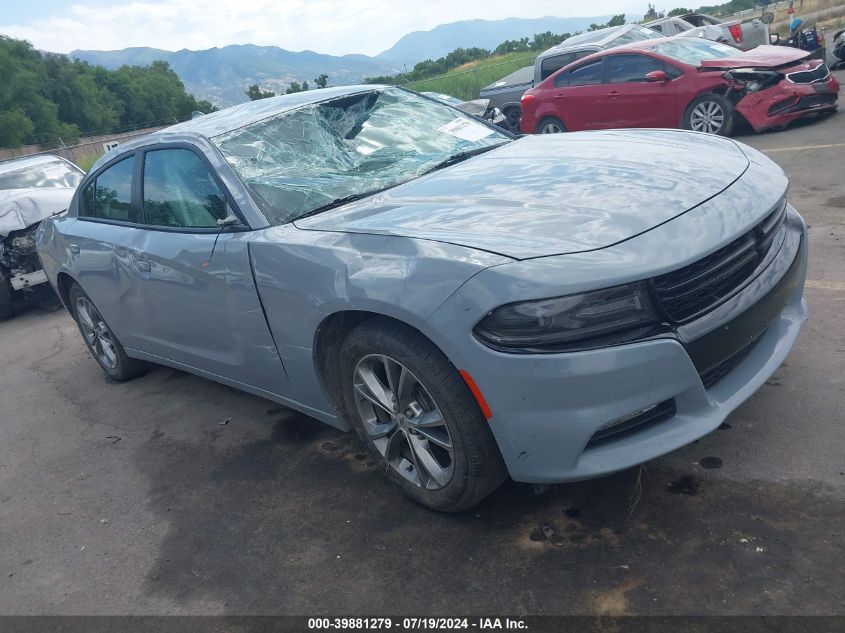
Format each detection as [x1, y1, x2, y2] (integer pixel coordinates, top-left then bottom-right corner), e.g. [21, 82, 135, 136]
[1, 0, 644, 55]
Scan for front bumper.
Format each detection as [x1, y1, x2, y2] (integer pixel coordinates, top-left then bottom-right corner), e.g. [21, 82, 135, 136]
[737, 74, 839, 132]
[435, 208, 807, 484]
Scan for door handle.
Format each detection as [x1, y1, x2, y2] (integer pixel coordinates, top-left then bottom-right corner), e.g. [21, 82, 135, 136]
[607, 91, 620, 96]
[69, 244, 80, 255]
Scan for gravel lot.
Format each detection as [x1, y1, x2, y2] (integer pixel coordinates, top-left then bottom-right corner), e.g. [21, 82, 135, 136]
[2, 73, 844, 616]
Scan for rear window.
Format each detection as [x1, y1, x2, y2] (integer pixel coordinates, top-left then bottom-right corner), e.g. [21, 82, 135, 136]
[80, 156, 136, 222]
[555, 59, 604, 87]
[540, 50, 591, 80]
[610, 25, 665, 46]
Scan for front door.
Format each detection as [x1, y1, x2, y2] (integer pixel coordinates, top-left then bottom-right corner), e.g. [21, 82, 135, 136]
[129, 146, 288, 396]
[601, 53, 678, 128]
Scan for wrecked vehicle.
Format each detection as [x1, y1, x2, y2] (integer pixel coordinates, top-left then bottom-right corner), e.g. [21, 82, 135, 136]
[645, 11, 774, 52]
[480, 24, 665, 132]
[520, 38, 839, 136]
[421, 91, 509, 130]
[38, 86, 807, 511]
[0, 155, 83, 319]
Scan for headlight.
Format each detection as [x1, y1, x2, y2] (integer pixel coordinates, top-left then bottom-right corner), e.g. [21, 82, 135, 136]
[473, 282, 662, 352]
[722, 68, 780, 93]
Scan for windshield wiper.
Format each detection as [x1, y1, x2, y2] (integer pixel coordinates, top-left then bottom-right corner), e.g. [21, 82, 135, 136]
[426, 143, 507, 173]
[292, 185, 398, 222]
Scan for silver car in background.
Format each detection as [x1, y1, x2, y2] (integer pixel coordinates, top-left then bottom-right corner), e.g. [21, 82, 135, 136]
[37, 86, 807, 511]
[646, 12, 774, 51]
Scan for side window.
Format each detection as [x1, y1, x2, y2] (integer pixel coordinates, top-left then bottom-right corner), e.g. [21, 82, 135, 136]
[651, 23, 664, 33]
[606, 54, 665, 83]
[556, 59, 604, 87]
[80, 156, 136, 222]
[665, 62, 683, 79]
[142, 148, 227, 229]
[541, 53, 575, 81]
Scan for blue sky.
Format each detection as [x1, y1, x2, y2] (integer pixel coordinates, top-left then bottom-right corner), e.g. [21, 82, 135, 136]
[0, 0, 645, 55]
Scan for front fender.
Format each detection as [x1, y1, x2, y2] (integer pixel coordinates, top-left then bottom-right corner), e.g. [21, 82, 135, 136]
[248, 224, 508, 414]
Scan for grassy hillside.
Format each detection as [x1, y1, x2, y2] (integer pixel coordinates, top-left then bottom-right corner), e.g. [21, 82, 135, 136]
[404, 52, 535, 100]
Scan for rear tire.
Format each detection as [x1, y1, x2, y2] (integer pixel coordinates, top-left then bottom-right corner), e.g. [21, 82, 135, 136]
[339, 318, 507, 512]
[683, 94, 734, 136]
[68, 282, 148, 381]
[536, 116, 566, 134]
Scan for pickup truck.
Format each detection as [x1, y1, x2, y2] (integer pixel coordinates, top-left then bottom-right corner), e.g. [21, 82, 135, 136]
[479, 24, 664, 131]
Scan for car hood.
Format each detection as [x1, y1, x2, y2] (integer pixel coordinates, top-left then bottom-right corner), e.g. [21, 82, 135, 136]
[698, 45, 813, 70]
[0, 187, 75, 238]
[295, 129, 750, 260]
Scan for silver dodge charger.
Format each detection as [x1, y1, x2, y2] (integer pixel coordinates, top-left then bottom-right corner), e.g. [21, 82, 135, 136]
[36, 86, 807, 511]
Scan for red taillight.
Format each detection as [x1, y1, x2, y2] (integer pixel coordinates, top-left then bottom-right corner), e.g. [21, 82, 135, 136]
[729, 24, 743, 43]
[521, 93, 536, 106]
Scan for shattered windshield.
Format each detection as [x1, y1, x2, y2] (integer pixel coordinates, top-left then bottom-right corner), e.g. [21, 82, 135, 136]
[0, 159, 83, 191]
[648, 39, 738, 65]
[214, 87, 511, 224]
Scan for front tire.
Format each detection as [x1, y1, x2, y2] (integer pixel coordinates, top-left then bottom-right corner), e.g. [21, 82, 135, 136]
[339, 319, 507, 512]
[536, 116, 566, 134]
[683, 94, 734, 136]
[68, 282, 148, 381]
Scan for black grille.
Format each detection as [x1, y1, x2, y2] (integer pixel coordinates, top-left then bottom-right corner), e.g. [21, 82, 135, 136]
[699, 331, 765, 389]
[585, 400, 676, 449]
[768, 93, 837, 116]
[787, 63, 830, 84]
[652, 201, 787, 323]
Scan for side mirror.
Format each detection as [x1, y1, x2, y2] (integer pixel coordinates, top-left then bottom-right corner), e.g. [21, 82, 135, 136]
[645, 70, 669, 82]
[761, 12, 775, 24]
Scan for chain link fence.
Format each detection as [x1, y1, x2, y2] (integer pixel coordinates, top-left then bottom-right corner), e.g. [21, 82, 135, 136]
[0, 117, 193, 168]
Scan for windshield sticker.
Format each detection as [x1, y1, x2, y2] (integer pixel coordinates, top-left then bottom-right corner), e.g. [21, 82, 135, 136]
[438, 118, 494, 142]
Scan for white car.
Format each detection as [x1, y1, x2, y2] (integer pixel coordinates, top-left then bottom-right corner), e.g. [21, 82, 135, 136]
[0, 154, 83, 319]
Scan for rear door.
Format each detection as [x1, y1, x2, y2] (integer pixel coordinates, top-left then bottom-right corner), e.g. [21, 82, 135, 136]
[601, 53, 678, 128]
[550, 58, 607, 130]
[67, 153, 149, 350]
[127, 145, 288, 395]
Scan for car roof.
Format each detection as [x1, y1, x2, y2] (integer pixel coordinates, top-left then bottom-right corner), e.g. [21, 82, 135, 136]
[0, 154, 75, 175]
[164, 84, 381, 139]
[85, 84, 392, 175]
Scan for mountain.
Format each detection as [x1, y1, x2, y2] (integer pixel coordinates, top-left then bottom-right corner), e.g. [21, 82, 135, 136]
[71, 16, 614, 106]
[377, 16, 613, 65]
[71, 45, 402, 107]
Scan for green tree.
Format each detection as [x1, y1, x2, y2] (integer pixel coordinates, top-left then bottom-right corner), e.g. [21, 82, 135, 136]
[245, 84, 276, 100]
[0, 35, 216, 148]
[668, 7, 693, 15]
[0, 108, 34, 147]
[286, 81, 309, 94]
[313, 73, 329, 88]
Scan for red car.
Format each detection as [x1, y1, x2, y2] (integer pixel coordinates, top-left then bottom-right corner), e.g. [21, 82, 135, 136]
[520, 38, 839, 136]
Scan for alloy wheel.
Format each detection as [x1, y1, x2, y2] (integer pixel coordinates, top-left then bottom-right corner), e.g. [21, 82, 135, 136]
[353, 354, 454, 490]
[75, 296, 118, 370]
[690, 100, 725, 134]
[540, 121, 563, 134]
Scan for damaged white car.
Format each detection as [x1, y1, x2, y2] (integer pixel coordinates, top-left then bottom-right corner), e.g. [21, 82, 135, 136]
[0, 155, 83, 319]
